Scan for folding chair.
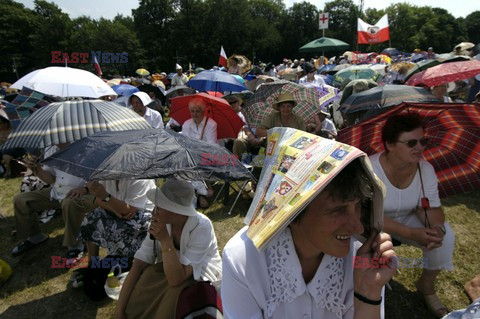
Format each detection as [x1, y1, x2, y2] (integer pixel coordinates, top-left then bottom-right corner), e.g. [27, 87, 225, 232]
[213, 164, 254, 215]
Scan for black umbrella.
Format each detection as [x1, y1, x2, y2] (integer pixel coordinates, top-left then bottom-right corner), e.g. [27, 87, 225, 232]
[339, 85, 441, 125]
[41, 129, 254, 182]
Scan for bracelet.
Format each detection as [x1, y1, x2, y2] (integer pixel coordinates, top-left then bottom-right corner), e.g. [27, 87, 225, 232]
[162, 247, 174, 253]
[354, 292, 382, 305]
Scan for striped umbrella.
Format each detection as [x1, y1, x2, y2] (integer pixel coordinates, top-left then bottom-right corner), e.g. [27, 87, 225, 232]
[337, 102, 480, 198]
[242, 80, 320, 128]
[1, 100, 151, 150]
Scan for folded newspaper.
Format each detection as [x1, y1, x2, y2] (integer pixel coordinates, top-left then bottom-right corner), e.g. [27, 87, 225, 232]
[245, 127, 385, 251]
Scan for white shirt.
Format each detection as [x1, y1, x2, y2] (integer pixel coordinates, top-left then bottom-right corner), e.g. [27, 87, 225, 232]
[298, 74, 326, 86]
[321, 118, 337, 136]
[221, 227, 384, 319]
[182, 117, 218, 144]
[134, 212, 222, 288]
[100, 179, 155, 211]
[369, 152, 441, 221]
[171, 73, 189, 87]
[144, 107, 164, 129]
[41, 168, 86, 201]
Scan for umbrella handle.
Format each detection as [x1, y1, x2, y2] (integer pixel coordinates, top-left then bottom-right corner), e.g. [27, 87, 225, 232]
[199, 115, 209, 141]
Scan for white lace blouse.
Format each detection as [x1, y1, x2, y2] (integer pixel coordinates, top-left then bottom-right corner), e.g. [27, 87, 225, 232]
[221, 226, 383, 319]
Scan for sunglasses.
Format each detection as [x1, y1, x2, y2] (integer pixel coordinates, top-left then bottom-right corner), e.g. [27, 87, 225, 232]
[397, 137, 428, 148]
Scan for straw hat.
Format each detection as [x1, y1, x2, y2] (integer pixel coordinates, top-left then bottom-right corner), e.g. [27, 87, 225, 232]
[146, 180, 197, 217]
[273, 92, 296, 111]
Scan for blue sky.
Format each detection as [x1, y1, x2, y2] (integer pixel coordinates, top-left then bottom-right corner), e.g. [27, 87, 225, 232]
[15, 0, 478, 20]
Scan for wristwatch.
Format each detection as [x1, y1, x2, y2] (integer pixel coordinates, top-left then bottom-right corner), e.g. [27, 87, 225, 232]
[102, 193, 112, 202]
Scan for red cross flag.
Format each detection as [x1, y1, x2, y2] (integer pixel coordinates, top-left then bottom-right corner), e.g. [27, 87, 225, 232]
[319, 12, 329, 30]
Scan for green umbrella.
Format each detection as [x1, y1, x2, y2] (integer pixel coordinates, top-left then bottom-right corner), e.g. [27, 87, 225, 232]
[299, 37, 350, 53]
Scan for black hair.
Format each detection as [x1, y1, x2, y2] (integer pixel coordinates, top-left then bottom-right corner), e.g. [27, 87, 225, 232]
[381, 112, 423, 151]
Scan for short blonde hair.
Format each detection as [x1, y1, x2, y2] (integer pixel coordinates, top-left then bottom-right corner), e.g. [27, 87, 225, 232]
[188, 98, 206, 112]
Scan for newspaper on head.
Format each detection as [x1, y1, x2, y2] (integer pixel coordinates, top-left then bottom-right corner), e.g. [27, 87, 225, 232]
[245, 127, 385, 251]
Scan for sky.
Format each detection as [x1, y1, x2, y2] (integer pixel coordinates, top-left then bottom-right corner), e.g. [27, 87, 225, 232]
[15, 0, 479, 20]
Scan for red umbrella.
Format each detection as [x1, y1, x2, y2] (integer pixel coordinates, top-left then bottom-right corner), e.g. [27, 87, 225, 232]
[169, 92, 244, 139]
[406, 59, 480, 87]
[336, 102, 480, 198]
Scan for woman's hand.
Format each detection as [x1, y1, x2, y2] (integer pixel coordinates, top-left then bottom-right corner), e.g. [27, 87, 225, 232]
[409, 227, 443, 250]
[354, 231, 397, 300]
[66, 187, 87, 199]
[149, 214, 169, 242]
[86, 181, 108, 199]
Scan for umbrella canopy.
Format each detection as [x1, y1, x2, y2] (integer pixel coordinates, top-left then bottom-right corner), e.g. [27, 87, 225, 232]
[406, 60, 480, 87]
[41, 129, 255, 182]
[381, 48, 401, 57]
[111, 84, 139, 96]
[339, 85, 441, 125]
[300, 82, 339, 109]
[11, 67, 116, 98]
[186, 70, 247, 93]
[336, 102, 480, 198]
[339, 79, 379, 105]
[165, 85, 197, 98]
[1, 99, 151, 151]
[299, 37, 350, 53]
[242, 80, 320, 128]
[404, 59, 441, 82]
[137, 83, 165, 98]
[227, 55, 252, 74]
[135, 68, 150, 76]
[169, 92, 244, 139]
[332, 65, 379, 87]
[3, 87, 57, 129]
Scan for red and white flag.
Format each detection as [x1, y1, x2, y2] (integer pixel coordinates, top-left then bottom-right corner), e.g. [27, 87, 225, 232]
[358, 14, 390, 44]
[218, 46, 228, 67]
[92, 55, 103, 76]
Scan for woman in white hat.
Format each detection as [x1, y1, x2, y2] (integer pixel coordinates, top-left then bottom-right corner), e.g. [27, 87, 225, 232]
[129, 91, 164, 129]
[114, 180, 222, 319]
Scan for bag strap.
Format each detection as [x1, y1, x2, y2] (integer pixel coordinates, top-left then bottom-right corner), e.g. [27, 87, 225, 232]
[417, 163, 431, 228]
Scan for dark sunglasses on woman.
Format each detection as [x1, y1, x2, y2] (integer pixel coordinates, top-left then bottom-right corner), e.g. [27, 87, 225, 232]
[397, 137, 428, 148]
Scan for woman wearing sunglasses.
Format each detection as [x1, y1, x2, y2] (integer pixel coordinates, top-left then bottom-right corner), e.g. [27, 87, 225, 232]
[369, 113, 455, 318]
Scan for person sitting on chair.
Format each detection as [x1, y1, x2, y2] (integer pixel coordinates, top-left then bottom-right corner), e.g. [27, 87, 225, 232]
[114, 180, 222, 319]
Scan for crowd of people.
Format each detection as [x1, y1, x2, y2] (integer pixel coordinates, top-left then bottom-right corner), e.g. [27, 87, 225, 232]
[1, 41, 480, 319]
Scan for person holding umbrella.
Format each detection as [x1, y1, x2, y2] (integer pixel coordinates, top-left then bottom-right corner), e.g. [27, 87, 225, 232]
[129, 92, 164, 129]
[113, 180, 222, 319]
[369, 113, 454, 318]
[255, 92, 306, 140]
[181, 97, 218, 208]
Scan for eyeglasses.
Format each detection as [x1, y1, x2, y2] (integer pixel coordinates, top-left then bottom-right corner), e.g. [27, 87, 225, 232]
[397, 137, 428, 148]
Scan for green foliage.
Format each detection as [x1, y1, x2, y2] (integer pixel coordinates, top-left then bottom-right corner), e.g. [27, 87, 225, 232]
[465, 11, 480, 44]
[324, 0, 359, 49]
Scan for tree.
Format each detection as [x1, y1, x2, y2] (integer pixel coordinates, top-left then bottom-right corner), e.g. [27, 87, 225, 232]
[0, 0, 37, 81]
[323, 0, 359, 49]
[30, 0, 73, 67]
[465, 11, 480, 44]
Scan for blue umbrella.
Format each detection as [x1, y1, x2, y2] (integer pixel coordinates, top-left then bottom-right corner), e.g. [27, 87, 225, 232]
[186, 70, 247, 93]
[111, 84, 139, 96]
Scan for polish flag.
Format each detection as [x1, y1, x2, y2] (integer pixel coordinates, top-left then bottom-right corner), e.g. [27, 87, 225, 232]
[92, 55, 103, 76]
[218, 46, 228, 67]
[358, 14, 390, 44]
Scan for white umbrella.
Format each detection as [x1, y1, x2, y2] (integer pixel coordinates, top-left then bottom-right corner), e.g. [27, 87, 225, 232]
[11, 66, 116, 98]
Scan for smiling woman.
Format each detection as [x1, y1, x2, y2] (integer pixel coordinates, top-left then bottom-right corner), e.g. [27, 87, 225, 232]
[221, 158, 397, 319]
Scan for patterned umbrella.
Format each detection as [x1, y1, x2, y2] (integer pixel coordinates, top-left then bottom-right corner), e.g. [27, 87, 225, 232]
[3, 87, 58, 129]
[1, 99, 151, 151]
[186, 70, 247, 93]
[242, 80, 320, 128]
[336, 102, 480, 198]
[332, 65, 379, 87]
[300, 82, 339, 109]
[406, 60, 480, 87]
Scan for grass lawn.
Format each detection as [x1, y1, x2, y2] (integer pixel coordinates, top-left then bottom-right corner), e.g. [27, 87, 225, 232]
[1, 176, 479, 319]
